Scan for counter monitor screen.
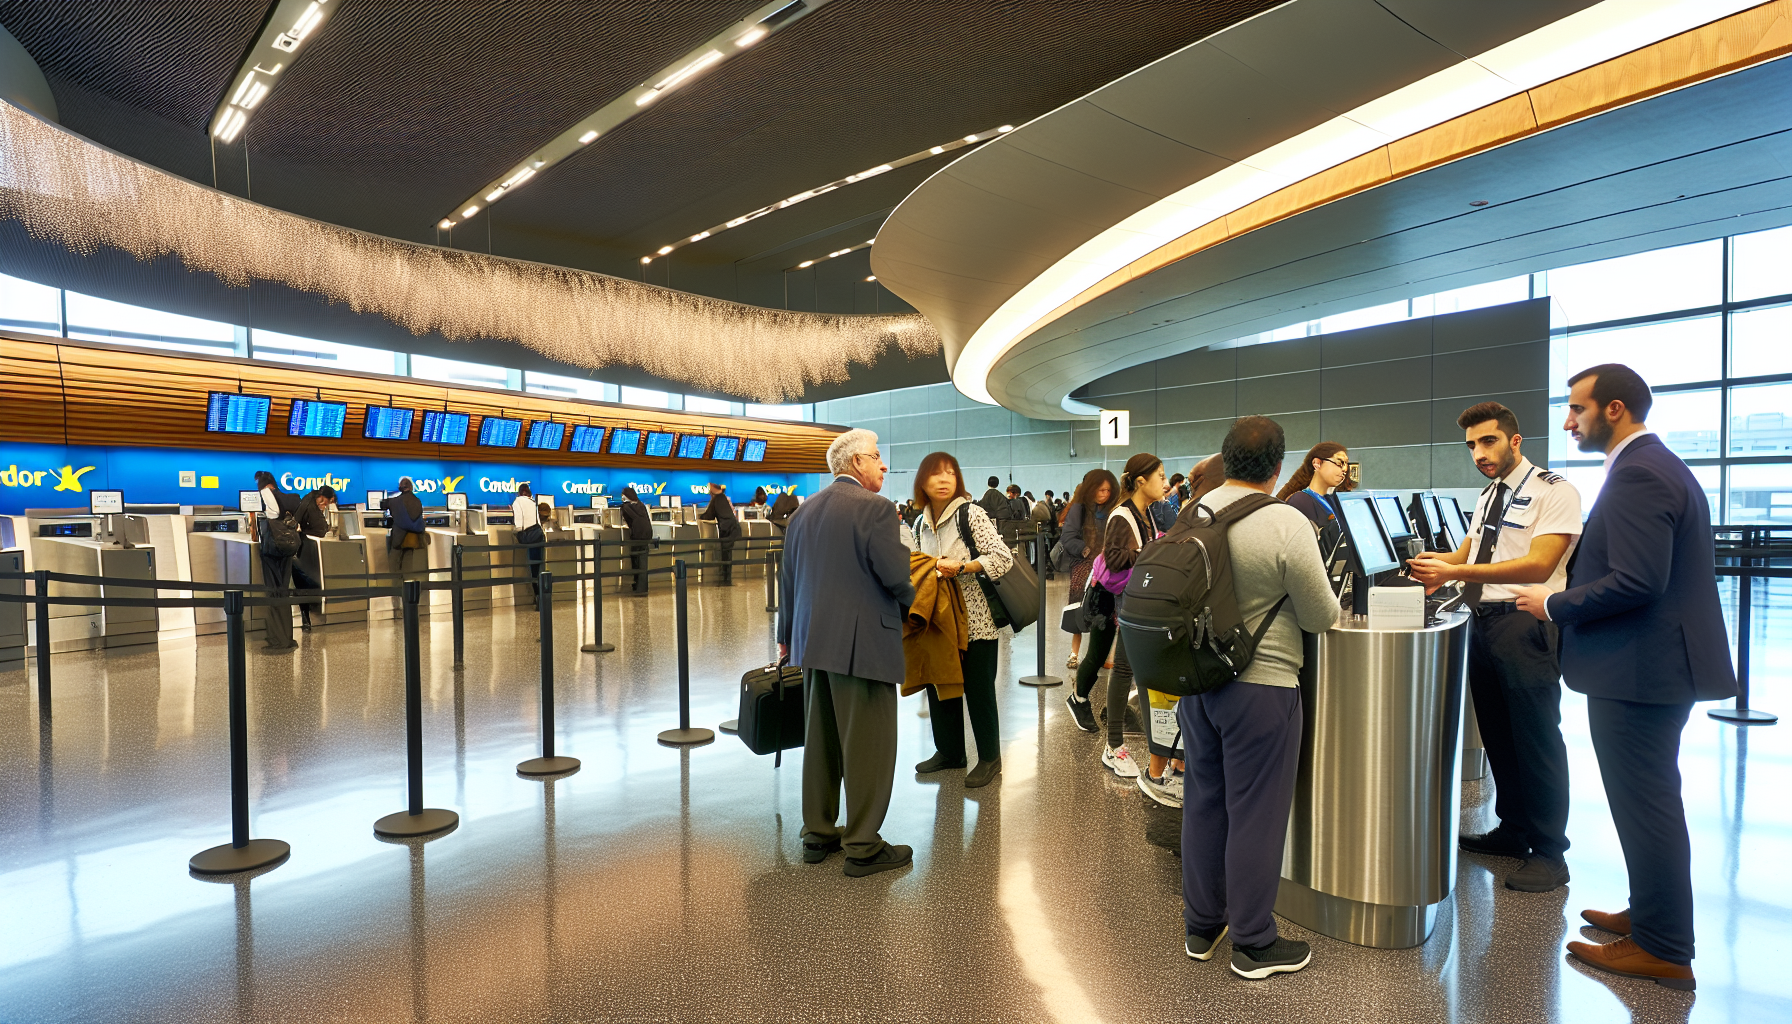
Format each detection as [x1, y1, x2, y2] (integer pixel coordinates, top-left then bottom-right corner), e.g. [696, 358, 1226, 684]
[740, 438, 767, 463]
[1338, 494, 1399, 576]
[569, 424, 606, 453]
[710, 436, 740, 461]
[1422, 494, 1447, 547]
[240, 489, 264, 512]
[1436, 495, 1468, 550]
[676, 434, 709, 459]
[421, 411, 470, 445]
[1372, 495, 1415, 542]
[363, 405, 414, 440]
[366, 490, 385, 510]
[644, 431, 676, 457]
[89, 489, 124, 515]
[525, 420, 565, 450]
[608, 428, 641, 455]
[478, 416, 522, 447]
[591, 496, 609, 510]
[205, 391, 271, 434]
[288, 399, 347, 438]
[446, 492, 468, 511]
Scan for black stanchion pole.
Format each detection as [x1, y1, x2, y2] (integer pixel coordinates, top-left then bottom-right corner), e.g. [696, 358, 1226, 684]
[764, 548, 777, 613]
[582, 538, 613, 654]
[1020, 531, 1063, 687]
[1711, 533, 1778, 725]
[191, 590, 290, 874]
[33, 569, 50, 716]
[451, 544, 465, 668]
[376, 580, 460, 836]
[519, 572, 580, 775]
[659, 559, 714, 747]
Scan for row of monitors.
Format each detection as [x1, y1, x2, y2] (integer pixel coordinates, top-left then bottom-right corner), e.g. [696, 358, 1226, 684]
[205, 393, 767, 461]
[1332, 491, 1471, 577]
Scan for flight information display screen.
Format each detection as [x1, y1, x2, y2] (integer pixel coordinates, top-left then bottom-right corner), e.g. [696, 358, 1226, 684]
[363, 405, 414, 440]
[644, 431, 676, 457]
[205, 392, 271, 434]
[675, 434, 709, 459]
[478, 416, 522, 447]
[740, 439, 767, 462]
[288, 399, 347, 438]
[525, 421, 565, 450]
[608, 428, 641, 455]
[710, 436, 740, 461]
[421, 411, 470, 445]
[569, 425, 606, 453]
[1339, 495, 1398, 575]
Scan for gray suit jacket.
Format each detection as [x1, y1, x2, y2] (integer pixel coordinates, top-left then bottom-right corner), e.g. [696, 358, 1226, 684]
[777, 476, 916, 685]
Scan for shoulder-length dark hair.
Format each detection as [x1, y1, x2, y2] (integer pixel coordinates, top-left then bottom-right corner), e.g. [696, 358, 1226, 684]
[1275, 441, 1347, 501]
[254, 470, 280, 492]
[1062, 467, 1121, 547]
[913, 451, 970, 505]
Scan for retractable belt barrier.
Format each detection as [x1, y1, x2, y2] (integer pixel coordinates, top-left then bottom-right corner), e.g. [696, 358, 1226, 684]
[1710, 529, 1791, 727]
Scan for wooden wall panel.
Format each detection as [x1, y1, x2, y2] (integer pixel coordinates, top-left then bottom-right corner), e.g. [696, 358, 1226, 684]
[0, 333, 837, 473]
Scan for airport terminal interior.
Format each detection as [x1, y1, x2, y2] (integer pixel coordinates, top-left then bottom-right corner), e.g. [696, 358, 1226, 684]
[1, 2, 1790, 1022]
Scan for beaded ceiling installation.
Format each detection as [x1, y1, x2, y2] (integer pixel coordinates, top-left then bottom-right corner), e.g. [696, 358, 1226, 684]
[0, 101, 940, 402]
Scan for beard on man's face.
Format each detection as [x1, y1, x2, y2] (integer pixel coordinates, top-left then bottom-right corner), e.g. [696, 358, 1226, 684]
[1576, 415, 1613, 454]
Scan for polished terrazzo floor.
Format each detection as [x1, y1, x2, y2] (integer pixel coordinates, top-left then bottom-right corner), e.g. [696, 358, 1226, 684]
[0, 576, 1787, 1023]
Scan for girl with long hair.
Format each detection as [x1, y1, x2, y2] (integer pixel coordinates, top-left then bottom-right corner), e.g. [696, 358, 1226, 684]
[1276, 442, 1349, 549]
[1058, 467, 1120, 669]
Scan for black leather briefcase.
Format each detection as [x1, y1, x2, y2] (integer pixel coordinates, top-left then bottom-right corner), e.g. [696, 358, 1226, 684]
[737, 659, 805, 766]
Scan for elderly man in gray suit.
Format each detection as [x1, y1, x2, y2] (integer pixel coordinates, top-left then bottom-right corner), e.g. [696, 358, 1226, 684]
[778, 428, 918, 877]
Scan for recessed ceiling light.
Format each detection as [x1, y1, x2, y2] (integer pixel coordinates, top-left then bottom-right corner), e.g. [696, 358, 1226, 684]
[578, 130, 598, 144]
[736, 25, 768, 46]
[657, 245, 674, 255]
[964, 135, 977, 142]
[691, 231, 710, 242]
[997, 125, 1014, 132]
[798, 260, 815, 268]
[210, 0, 334, 145]
[438, 219, 453, 229]
[865, 275, 876, 282]
[462, 205, 479, 218]
[640, 256, 653, 264]
[930, 146, 944, 155]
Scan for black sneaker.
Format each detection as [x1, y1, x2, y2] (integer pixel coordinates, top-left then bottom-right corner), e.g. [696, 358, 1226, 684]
[1231, 937, 1311, 979]
[801, 837, 841, 863]
[914, 752, 967, 774]
[1185, 924, 1228, 961]
[1460, 825, 1530, 858]
[844, 843, 913, 878]
[1505, 854, 1570, 892]
[1065, 694, 1097, 732]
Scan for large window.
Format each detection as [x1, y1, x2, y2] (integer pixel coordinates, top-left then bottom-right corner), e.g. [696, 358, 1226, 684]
[410, 353, 515, 389]
[619, 386, 671, 409]
[745, 403, 810, 421]
[0, 272, 60, 336]
[525, 370, 613, 402]
[250, 329, 401, 374]
[64, 291, 238, 355]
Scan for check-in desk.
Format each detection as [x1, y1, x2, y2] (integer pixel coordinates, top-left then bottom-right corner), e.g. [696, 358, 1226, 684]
[130, 509, 198, 642]
[649, 521, 696, 586]
[0, 547, 24, 666]
[1276, 610, 1469, 949]
[188, 514, 265, 638]
[311, 531, 370, 626]
[28, 518, 159, 652]
[738, 519, 771, 578]
[566, 522, 627, 593]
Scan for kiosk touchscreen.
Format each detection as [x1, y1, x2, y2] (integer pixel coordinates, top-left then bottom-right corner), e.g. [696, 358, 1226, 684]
[1436, 495, 1469, 548]
[446, 492, 468, 512]
[238, 489, 263, 512]
[1372, 495, 1415, 545]
[366, 490, 386, 510]
[591, 496, 609, 510]
[89, 489, 124, 515]
[1336, 493, 1399, 617]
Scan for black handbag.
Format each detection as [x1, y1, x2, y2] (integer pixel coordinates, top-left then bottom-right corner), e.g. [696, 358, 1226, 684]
[515, 523, 545, 546]
[956, 503, 1039, 633]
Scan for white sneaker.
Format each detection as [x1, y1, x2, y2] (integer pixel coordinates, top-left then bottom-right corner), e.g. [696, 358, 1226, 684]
[1138, 771, 1183, 808]
[1102, 745, 1140, 778]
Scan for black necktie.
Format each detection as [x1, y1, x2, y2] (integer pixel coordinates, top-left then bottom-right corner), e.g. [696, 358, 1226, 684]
[1462, 482, 1508, 610]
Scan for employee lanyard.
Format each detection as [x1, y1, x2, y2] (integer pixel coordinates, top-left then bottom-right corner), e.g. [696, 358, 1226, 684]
[1476, 464, 1534, 558]
[1303, 488, 1335, 517]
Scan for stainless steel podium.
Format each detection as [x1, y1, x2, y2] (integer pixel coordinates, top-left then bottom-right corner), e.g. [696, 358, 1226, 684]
[1276, 610, 1469, 948]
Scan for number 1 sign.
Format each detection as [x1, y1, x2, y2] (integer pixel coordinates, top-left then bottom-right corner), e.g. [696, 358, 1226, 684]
[1099, 409, 1130, 447]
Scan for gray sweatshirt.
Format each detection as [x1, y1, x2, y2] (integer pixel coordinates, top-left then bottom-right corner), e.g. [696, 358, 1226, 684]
[1201, 484, 1341, 688]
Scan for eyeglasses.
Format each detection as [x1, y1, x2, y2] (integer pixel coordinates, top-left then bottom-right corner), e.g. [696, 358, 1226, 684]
[1323, 457, 1349, 470]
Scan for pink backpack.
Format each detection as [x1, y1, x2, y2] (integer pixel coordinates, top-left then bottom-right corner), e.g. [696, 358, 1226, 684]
[1088, 505, 1156, 594]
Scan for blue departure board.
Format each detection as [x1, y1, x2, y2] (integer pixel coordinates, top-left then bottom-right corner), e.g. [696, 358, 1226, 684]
[609, 428, 641, 455]
[709, 436, 740, 461]
[644, 431, 676, 457]
[569, 425, 606, 453]
[421, 411, 470, 444]
[205, 392, 271, 434]
[363, 405, 414, 440]
[526, 421, 565, 450]
[288, 399, 347, 438]
[676, 434, 709, 459]
[478, 416, 522, 447]
[741, 439, 768, 462]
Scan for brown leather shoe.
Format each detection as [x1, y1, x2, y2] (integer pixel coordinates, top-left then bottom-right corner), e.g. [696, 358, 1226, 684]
[1566, 937, 1694, 990]
[1580, 908, 1632, 936]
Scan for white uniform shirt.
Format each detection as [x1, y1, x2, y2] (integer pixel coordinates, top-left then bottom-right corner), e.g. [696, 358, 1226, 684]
[1465, 456, 1582, 601]
[510, 494, 542, 531]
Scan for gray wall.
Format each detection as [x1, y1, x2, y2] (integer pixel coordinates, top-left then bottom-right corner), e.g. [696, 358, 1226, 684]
[817, 298, 1550, 497]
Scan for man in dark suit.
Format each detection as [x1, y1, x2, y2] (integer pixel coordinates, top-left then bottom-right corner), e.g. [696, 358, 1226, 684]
[778, 429, 917, 877]
[619, 487, 653, 596]
[1515, 363, 1737, 991]
[698, 482, 740, 584]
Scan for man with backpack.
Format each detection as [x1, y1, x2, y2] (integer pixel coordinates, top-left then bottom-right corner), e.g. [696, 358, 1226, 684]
[1150, 417, 1339, 979]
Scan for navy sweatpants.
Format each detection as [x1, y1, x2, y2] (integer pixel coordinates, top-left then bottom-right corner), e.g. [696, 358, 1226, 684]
[1178, 681, 1303, 948]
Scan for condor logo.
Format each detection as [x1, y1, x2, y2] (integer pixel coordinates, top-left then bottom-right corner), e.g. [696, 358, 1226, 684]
[1, 464, 97, 492]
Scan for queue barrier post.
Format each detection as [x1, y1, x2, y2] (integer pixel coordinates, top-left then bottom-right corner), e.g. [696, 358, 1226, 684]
[1019, 531, 1063, 687]
[658, 559, 714, 747]
[33, 569, 50, 716]
[190, 590, 291, 874]
[375, 580, 460, 836]
[581, 538, 613, 654]
[1710, 531, 1779, 726]
[451, 544, 465, 668]
[519, 571, 581, 775]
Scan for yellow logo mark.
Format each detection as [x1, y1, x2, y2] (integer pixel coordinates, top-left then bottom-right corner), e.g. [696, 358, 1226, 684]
[443, 475, 464, 493]
[653, 482, 667, 494]
[51, 465, 95, 492]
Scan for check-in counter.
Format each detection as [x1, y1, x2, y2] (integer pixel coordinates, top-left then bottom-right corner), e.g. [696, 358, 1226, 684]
[28, 518, 159, 652]
[540, 524, 577, 601]
[311, 536, 370, 625]
[130, 510, 197, 642]
[567, 524, 627, 593]
[737, 519, 771, 578]
[649, 522, 696, 586]
[188, 514, 265, 637]
[0, 548, 24, 665]
[694, 520, 720, 581]
[1276, 610, 1469, 949]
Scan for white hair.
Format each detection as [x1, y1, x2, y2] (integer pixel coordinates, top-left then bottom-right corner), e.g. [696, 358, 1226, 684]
[827, 428, 880, 476]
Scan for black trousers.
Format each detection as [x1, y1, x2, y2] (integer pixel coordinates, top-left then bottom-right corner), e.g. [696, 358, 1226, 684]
[1587, 696, 1695, 965]
[291, 538, 322, 624]
[1073, 593, 1134, 748]
[717, 535, 736, 583]
[258, 551, 294, 647]
[925, 638, 1001, 762]
[526, 546, 544, 597]
[629, 540, 650, 593]
[1467, 609, 1571, 857]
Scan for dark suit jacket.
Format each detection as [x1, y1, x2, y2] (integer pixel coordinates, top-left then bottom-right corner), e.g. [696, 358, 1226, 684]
[699, 493, 740, 538]
[620, 499, 653, 540]
[777, 476, 916, 686]
[768, 492, 798, 531]
[297, 493, 331, 538]
[1546, 433, 1737, 704]
[381, 491, 425, 551]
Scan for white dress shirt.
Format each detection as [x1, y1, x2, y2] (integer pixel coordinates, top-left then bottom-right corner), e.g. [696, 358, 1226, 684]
[1466, 456, 1582, 601]
[510, 494, 542, 530]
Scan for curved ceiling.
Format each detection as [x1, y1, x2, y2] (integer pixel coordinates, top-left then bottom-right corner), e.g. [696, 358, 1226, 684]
[873, 0, 1791, 419]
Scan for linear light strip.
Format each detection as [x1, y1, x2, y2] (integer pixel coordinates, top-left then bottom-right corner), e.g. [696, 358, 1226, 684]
[209, 0, 335, 144]
[644, 125, 1015, 264]
[786, 239, 874, 272]
[440, 0, 832, 230]
[945, 0, 1763, 406]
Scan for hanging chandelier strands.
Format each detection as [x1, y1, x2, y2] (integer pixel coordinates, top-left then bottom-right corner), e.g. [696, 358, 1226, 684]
[0, 101, 939, 402]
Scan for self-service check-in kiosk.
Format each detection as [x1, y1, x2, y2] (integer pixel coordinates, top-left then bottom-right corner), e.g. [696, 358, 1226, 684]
[25, 504, 158, 653]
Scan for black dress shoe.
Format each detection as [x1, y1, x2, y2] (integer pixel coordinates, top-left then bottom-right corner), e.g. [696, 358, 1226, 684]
[914, 752, 967, 774]
[1460, 825, 1530, 858]
[1506, 854, 1570, 892]
[299, 620, 313, 632]
[844, 844, 912, 878]
[802, 837, 841, 863]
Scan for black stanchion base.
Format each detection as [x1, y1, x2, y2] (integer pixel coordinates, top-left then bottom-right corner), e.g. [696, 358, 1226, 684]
[189, 838, 291, 875]
[657, 727, 715, 747]
[718, 719, 739, 734]
[1709, 707, 1779, 726]
[580, 642, 615, 653]
[373, 808, 460, 837]
[1019, 675, 1064, 687]
[517, 756, 581, 776]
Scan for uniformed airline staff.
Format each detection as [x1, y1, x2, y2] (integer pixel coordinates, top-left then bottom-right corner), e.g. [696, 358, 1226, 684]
[1409, 401, 1582, 894]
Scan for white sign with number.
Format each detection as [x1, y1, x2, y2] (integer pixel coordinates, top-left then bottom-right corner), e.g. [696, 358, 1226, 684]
[1099, 409, 1130, 447]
